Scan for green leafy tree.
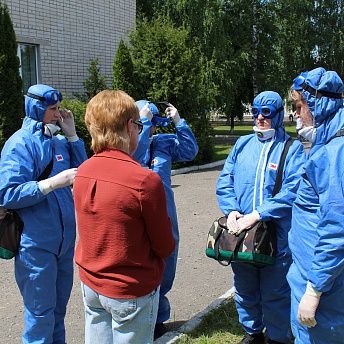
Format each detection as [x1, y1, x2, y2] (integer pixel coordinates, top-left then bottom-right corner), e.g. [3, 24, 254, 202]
[311, 0, 344, 78]
[130, 17, 214, 164]
[112, 39, 136, 98]
[136, 0, 250, 133]
[74, 57, 108, 102]
[0, 2, 24, 151]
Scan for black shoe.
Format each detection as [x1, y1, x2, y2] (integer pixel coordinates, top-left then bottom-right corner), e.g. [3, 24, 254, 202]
[154, 323, 168, 340]
[238, 332, 265, 344]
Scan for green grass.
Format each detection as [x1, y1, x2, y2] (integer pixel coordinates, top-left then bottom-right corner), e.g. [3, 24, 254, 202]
[211, 123, 297, 163]
[178, 299, 245, 344]
[212, 144, 233, 162]
[213, 124, 297, 138]
[213, 125, 254, 136]
[177, 298, 294, 344]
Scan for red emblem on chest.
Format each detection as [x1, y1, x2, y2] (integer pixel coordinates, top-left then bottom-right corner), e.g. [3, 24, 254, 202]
[269, 162, 277, 170]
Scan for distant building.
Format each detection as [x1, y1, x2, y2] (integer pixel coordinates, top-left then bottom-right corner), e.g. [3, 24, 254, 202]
[6, 0, 136, 95]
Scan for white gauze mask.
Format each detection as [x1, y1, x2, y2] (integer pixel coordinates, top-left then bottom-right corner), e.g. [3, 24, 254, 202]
[299, 126, 317, 143]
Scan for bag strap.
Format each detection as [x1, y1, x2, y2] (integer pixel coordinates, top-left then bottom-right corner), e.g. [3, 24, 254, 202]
[326, 128, 344, 144]
[147, 141, 154, 169]
[214, 228, 247, 266]
[271, 137, 293, 197]
[36, 157, 54, 181]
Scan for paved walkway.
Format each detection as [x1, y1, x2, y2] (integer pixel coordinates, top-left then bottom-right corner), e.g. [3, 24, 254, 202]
[0, 137, 311, 343]
[0, 163, 232, 344]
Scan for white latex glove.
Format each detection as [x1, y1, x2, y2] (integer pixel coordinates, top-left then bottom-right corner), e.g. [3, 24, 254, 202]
[298, 281, 322, 328]
[58, 109, 78, 141]
[236, 210, 260, 234]
[140, 102, 153, 121]
[38, 168, 78, 195]
[226, 211, 243, 234]
[165, 103, 181, 126]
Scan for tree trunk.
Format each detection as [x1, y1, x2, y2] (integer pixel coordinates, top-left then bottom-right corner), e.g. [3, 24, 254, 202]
[252, 0, 259, 97]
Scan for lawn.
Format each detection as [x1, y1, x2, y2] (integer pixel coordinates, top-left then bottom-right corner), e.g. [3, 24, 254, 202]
[213, 124, 297, 138]
[212, 144, 233, 162]
[177, 297, 294, 344]
[178, 298, 245, 344]
[211, 123, 297, 163]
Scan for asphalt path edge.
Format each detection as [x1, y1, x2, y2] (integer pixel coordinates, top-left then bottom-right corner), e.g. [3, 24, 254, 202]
[171, 159, 226, 176]
[154, 287, 235, 344]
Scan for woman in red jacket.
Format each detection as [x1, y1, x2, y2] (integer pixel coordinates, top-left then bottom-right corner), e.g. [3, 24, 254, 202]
[73, 90, 175, 344]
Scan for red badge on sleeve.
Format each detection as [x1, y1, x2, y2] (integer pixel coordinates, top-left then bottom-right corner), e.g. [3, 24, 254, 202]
[55, 154, 64, 162]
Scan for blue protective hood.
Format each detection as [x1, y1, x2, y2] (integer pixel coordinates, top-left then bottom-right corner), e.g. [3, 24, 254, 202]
[295, 67, 344, 145]
[253, 91, 285, 130]
[25, 84, 59, 122]
[297, 67, 344, 126]
[135, 100, 159, 115]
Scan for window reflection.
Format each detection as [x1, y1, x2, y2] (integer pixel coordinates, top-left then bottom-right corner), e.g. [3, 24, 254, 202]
[18, 44, 38, 94]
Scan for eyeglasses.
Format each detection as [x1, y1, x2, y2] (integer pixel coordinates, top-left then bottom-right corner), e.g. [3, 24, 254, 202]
[251, 105, 284, 119]
[133, 120, 143, 134]
[27, 90, 63, 105]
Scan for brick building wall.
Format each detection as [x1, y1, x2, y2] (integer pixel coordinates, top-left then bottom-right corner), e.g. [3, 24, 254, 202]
[6, 0, 136, 96]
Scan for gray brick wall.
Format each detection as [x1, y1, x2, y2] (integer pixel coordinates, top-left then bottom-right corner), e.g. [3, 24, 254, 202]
[6, 0, 136, 96]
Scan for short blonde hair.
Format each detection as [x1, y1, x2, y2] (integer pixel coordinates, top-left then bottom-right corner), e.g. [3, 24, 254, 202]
[85, 90, 139, 153]
[288, 85, 305, 103]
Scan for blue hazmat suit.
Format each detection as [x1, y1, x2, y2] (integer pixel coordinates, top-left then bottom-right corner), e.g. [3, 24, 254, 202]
[216, 91, 306, 343]
[0, 84, 88, 344]
[287, 67, 344, 343]
[133, 101, 198, 324]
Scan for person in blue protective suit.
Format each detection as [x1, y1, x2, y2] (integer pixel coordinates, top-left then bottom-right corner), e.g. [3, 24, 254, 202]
[133, 100, 199, 339]
[287, 67, 344, 344]
[0, 84, 88, 344]
[216, 91, 306, 344]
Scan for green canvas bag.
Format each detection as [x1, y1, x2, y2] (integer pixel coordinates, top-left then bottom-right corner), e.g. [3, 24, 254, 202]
[206, 217, 277, 266]
[206, 137, 293, 267]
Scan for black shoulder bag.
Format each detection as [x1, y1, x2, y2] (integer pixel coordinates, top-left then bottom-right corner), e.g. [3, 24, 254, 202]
[0, 158, 54, 259]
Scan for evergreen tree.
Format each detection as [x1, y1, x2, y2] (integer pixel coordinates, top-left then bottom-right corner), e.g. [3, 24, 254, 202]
[112, 39, 136, 98]
[0, 2, 24, 151]
[130, 17, 214, 164]
[75, 57, 108, 102]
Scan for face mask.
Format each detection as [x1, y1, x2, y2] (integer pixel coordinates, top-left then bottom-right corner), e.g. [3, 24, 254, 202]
[44, 123, 60, 138]
[253, 126, 275, 141]
[299, 126, 317, 143]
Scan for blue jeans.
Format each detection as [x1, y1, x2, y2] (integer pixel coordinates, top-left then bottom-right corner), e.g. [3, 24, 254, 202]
[81, 282, 160, 344]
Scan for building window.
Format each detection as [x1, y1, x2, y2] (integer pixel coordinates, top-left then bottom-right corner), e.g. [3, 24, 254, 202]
[17, 44, 39, 94]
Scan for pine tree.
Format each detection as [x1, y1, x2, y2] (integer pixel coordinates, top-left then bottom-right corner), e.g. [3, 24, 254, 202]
[112, 39, 136, 98]
[81, 57, 108, 102]
[0, 2, 24, 151]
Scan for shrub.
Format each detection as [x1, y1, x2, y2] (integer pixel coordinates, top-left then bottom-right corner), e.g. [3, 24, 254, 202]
[60, 97, 92, 157]
[74, 58, 108, 102]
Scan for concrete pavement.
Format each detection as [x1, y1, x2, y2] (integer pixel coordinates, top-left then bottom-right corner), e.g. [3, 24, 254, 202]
[0, 163, 233, 344]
